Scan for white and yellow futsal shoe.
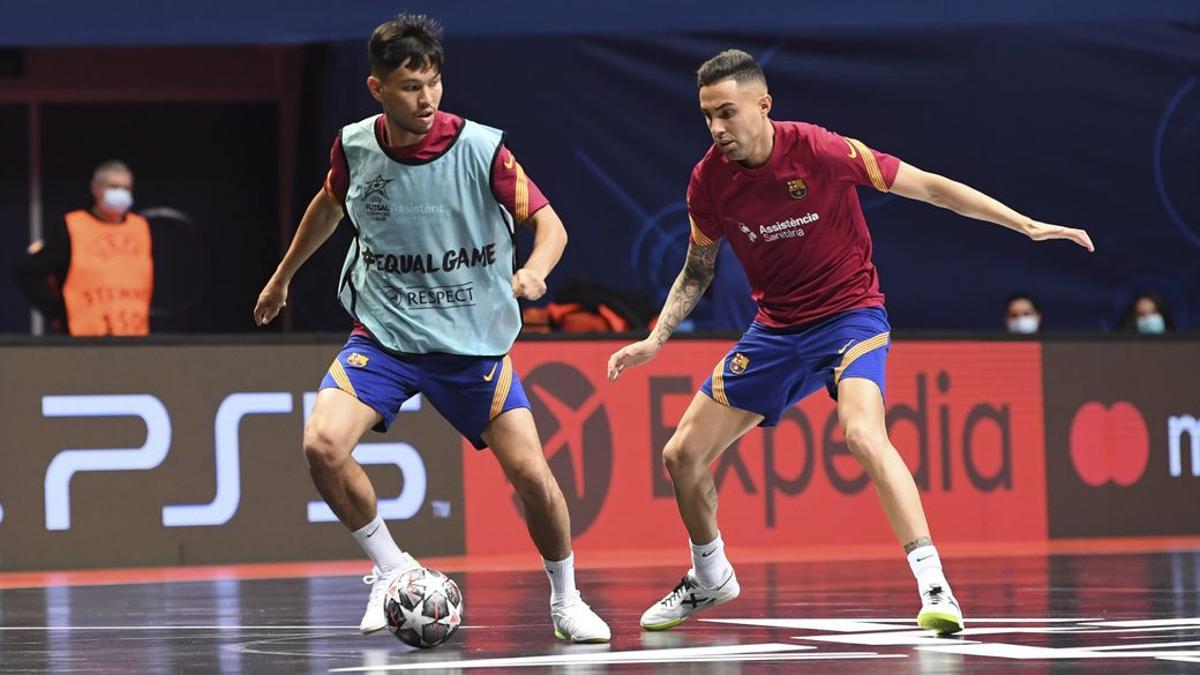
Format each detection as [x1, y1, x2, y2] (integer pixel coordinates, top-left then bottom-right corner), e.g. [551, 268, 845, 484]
[639, 567, 740, 631]
[917, 584, 965, 635]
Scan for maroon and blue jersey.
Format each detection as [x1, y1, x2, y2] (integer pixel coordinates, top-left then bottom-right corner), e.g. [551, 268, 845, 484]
[687, 120, 901, 328]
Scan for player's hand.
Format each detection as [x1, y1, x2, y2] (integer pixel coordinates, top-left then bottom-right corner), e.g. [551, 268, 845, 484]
[1026, 221, 1095, 252]
[607, 338, 660, 382]
[254, 278, 288, 326]
[511, 268, 547, 300]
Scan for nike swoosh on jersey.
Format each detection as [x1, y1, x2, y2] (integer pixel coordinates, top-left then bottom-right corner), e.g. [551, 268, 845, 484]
[503, 154, 515, 170]
[845, 139, 858, 159]
[483, 363, 500, 382]
[838, 339, 856, 354]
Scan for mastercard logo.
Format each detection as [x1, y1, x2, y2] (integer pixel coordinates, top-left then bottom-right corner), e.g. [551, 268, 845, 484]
[1067, 401, 1150, 487]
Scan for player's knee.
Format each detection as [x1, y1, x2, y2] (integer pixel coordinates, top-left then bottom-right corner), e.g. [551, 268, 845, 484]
[662, 437, 704, 478]
[844, 424, 888, 466]
[302, 424, 349, 471]
[507, 459, 553, 497]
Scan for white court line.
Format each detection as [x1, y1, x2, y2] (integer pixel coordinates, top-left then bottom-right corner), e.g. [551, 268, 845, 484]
[845, 617, 1104, 623]
[330, 643, 808, 672]
[918, 643, 1200, 660]
[329, 653, 905, 669]
[704, 617, 1101, 625]
[0, 625, 356, 631]
[1073, 625, 1200, 634]
[1087, 640, 1200, 651]
[329, 644, 906, 672]
[1080, 618, 1200, 628]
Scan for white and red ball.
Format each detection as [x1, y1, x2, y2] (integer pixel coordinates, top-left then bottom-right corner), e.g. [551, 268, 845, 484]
[383, 568, 464, 648]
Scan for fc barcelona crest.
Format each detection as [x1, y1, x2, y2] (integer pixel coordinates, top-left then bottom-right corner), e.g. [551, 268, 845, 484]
[786, 178, 808, 199]
[730, 353, 750, 375]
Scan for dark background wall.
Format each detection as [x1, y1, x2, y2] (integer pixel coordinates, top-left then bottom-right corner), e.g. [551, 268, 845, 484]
[2, 3, 1199, 333]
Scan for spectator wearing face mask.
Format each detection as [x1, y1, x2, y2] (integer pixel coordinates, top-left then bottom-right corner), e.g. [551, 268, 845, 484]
[12, 160, 153, 336]
[1004, 292, 1041, 334]
[1116, 292, 1176, 334]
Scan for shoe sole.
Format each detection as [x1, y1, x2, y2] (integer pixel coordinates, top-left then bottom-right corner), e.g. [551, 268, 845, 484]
[640, 617, 687, 631]
[360, 623, 388, 635]
[918, 610, 964, 635]
[640, 585, 740, 632]
[554, 629, 611, 643]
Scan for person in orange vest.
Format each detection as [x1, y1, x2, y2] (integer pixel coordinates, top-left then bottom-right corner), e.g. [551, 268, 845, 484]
[13, 160, 153, 335]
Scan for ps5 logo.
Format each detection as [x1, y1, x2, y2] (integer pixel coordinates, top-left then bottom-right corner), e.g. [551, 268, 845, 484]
[41, 392, 427, 531]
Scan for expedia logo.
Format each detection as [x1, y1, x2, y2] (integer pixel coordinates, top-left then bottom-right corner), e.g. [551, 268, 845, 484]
[519, 362, 613, 536]
[786, 178, 808, 199]
[730, 353, 750, 375]
[654, 368, 1026, 529]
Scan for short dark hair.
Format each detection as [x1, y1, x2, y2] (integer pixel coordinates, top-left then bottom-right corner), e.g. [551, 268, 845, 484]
[697, 49, 767, 89]
[368, 13, 444, 77]
[1005, 292, 1040, 314]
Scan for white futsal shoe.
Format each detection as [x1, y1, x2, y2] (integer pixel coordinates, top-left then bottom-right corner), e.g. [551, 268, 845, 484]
[359, 554, 421, 634]
[551, 591, 612, 643]
[917, 584, 964, 635]
[640, 567, 740, 631]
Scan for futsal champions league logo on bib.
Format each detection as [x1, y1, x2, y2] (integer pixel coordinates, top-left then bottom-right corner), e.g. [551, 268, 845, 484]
[361, 174, 393, 222]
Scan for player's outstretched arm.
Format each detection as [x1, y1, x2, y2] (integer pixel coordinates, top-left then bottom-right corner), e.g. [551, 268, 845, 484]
[254, 188, 345, 326]
[889, 162, 1094, 252]
[607, 239, 720, 382]
[511, 205, 567, 301]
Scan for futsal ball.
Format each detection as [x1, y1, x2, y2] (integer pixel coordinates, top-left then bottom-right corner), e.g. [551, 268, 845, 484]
[384, 567, 464, 648]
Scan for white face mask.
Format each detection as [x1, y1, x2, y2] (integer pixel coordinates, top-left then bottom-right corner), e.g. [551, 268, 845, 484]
[101, 187, 133, 213]
[1137, 313, 1166, 334]
[1007, 315, 1039, 334]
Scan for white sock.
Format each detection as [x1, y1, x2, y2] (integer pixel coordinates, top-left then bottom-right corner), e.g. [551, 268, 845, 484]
[352, 515, 408, 573]
[691, 532, 733, 588]
[907, 545, 950, 593]
[544, 553, 578, 605]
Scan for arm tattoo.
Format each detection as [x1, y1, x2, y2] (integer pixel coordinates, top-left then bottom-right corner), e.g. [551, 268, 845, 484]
[650, 241, 719, 348]
[903, 536, 933, 553]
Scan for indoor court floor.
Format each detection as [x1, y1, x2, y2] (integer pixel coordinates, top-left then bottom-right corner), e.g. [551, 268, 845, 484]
[2, 543, 1199, 673]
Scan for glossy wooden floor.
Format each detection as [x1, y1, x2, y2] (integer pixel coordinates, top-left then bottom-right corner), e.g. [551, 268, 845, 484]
[2, 547, 1199, 673]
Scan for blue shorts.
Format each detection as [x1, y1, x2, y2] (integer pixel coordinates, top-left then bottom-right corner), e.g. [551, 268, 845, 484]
[700, 307, 891, 426]
[320, 335, 530, 449]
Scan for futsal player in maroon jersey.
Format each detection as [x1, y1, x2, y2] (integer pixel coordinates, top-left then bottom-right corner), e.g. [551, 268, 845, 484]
[608, 49, 1093, 634]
